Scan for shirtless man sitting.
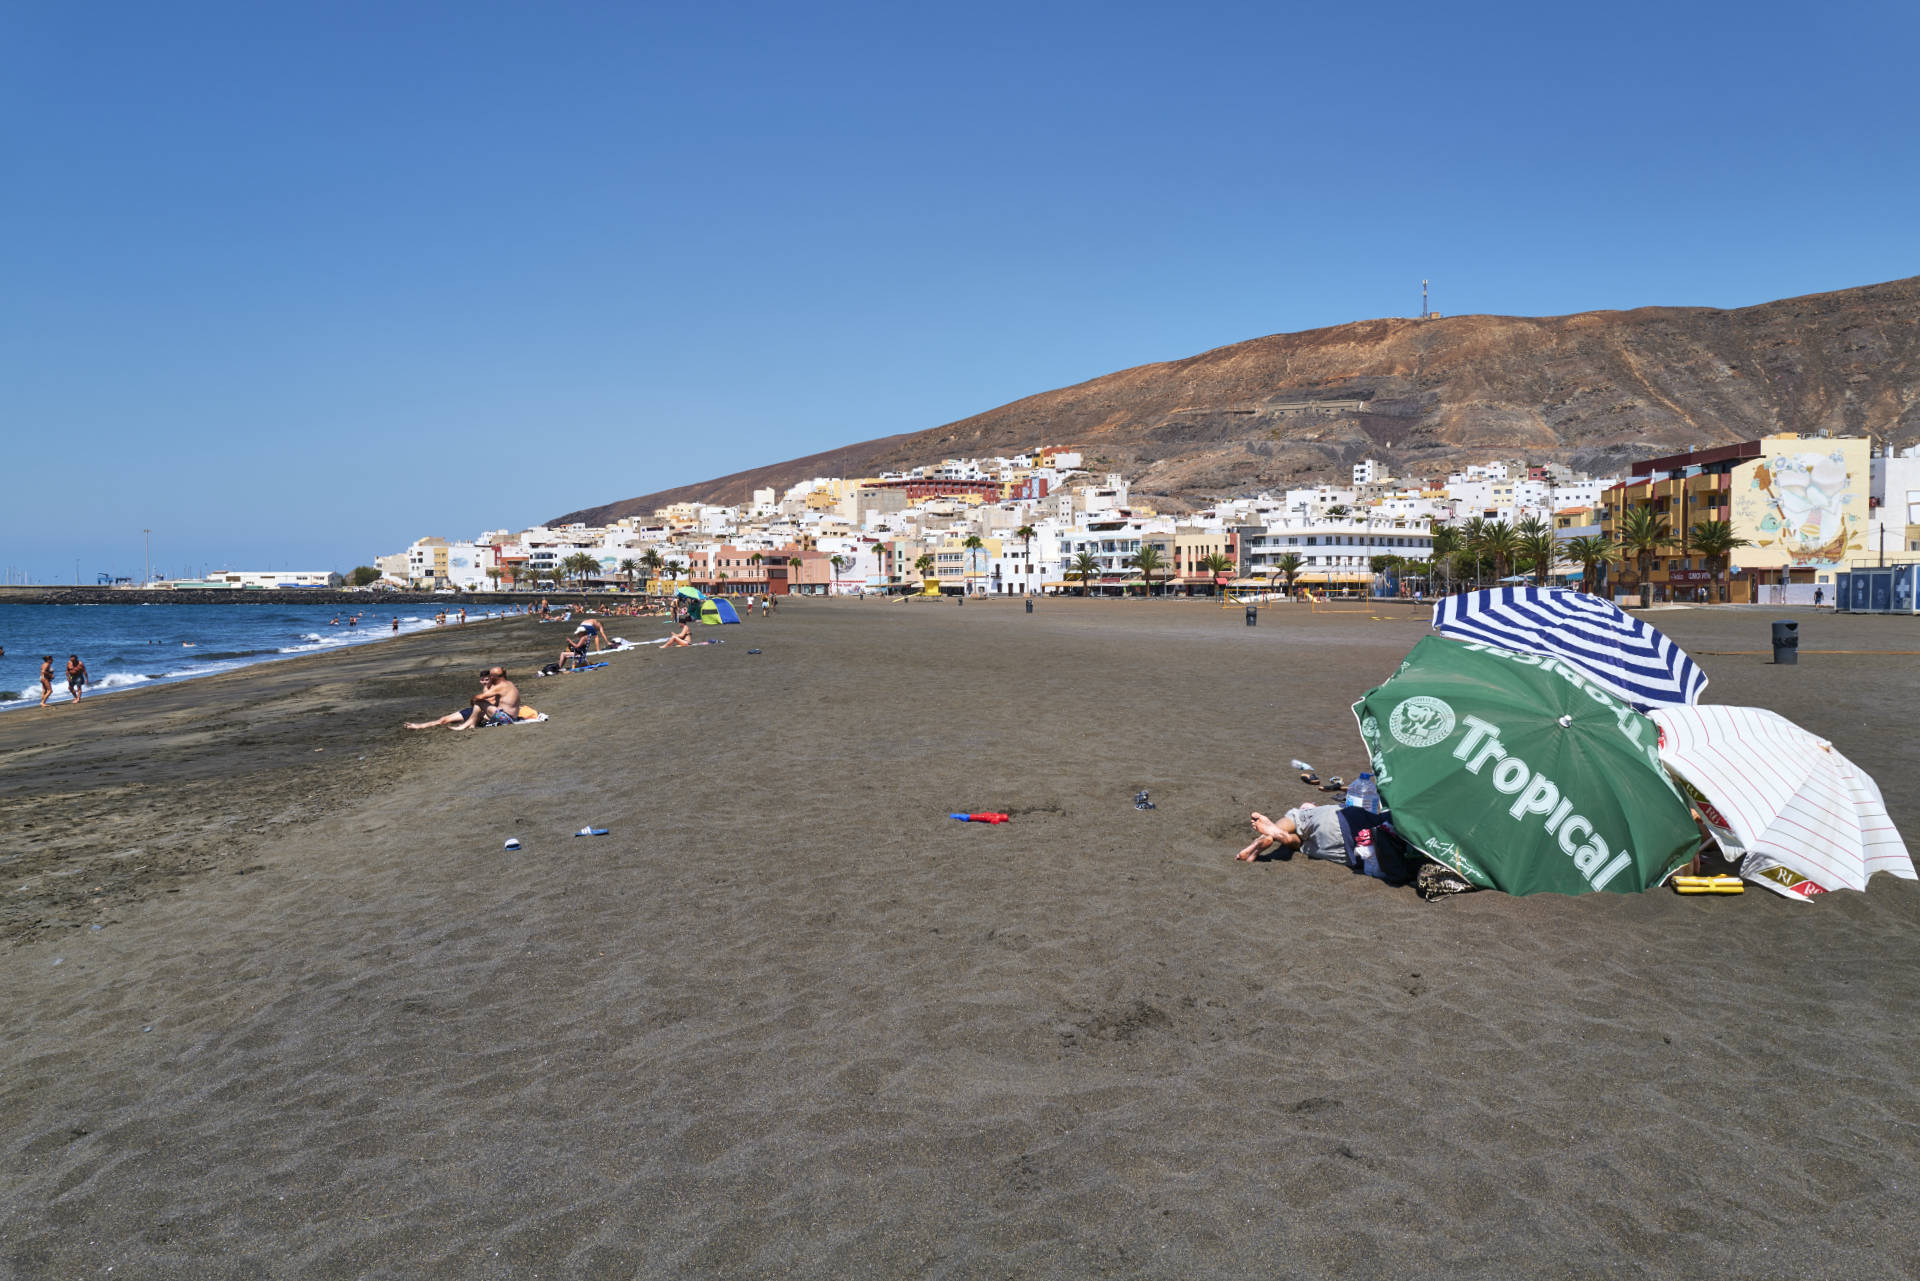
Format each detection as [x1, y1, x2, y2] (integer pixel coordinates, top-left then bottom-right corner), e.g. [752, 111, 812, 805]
[406, 667, 522, 730]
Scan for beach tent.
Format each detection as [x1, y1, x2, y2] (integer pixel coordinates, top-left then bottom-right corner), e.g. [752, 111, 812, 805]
[1650, 705, 1914, 900]
[699, 597, 741, 625]
[1353, 635, 1698, 895]
[1431, 586, 1707, 711]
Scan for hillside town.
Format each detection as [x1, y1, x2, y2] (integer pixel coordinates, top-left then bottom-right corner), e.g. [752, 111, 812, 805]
[360, 433, 1920, 607]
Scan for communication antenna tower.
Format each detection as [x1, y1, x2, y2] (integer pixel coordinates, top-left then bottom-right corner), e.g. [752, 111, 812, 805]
[1421, 279, 1429, 319]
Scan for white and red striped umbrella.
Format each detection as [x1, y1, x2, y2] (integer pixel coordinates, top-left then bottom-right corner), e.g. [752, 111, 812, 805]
[1649, 706, 1913, 899]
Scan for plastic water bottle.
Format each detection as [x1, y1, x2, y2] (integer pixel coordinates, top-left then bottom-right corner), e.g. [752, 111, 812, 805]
[1345, 772, 1380, 814]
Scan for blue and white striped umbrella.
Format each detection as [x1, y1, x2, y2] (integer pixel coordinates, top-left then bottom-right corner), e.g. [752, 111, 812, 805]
[1430, 587, 1707, 710]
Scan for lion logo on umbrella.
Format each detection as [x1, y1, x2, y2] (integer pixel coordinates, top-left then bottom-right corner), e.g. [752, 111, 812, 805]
[1389, 696, 1456, 748]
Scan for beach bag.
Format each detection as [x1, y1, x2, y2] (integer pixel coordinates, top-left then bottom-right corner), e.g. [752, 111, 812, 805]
[1337, 808, 1418, 886]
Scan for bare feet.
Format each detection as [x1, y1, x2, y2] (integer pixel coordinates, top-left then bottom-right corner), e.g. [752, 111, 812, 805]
[1236, 811, 1295, 861]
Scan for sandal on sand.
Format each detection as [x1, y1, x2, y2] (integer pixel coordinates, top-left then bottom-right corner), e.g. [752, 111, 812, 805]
[1321, 777, 1346, 792]
[1299, 772, 1319, 785]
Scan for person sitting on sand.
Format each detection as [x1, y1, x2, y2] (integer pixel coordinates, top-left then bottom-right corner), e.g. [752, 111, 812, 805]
[558, 630, 594, 670]
[663, 619, 693, 648]
[405, 667, 522, 731]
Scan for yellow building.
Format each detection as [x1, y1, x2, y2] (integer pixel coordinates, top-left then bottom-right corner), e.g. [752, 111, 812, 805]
[1728, 435, 1871, 576]
[1602, 434, 1872, 601]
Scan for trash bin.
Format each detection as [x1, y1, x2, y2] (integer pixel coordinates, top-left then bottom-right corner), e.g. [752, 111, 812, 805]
[1025, 598, 1033, 614]
[1245, 604, 1258, 627]
[1771, 620, 1798, 665]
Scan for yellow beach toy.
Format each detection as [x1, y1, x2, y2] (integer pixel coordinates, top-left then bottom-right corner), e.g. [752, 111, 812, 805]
[1671, 875, 1744, 895]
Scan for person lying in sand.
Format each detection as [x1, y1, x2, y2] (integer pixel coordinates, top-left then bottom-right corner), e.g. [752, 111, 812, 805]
[405, 667, 522, 731]
[1236, 802, 1348, 862]
[663, 620, 693, 648]
[1237, 800, 1418, 884]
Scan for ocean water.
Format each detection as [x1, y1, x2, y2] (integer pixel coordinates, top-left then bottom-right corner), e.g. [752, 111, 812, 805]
[0, 602, 512, 711]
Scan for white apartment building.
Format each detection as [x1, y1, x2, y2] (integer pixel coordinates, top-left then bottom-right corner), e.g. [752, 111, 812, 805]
[188, 569, 343, 589]
[1353, 458, 1390, 486]
[1241, 516, 1434, 588]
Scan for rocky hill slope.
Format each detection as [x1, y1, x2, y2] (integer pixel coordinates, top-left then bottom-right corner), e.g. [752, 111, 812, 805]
[553, 275, 1920, 524]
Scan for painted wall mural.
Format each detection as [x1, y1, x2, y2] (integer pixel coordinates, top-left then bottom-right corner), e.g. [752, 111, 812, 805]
[1731, 436, 1867, 570]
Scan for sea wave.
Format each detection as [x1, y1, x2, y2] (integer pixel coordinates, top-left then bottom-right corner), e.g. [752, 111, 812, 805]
[0, 609, 509, 711]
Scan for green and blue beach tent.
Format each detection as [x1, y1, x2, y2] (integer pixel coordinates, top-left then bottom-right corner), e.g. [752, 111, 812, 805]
[1352, 635, 1698, 895]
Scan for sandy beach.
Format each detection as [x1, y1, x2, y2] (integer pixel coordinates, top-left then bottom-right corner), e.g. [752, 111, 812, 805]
[3, 599, 1918, 1279]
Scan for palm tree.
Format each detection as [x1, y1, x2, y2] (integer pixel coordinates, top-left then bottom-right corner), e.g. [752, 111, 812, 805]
[640, 549, 663, 591]
[1326, 504, 1351, 518]
[619, 558, 643, 592]
[1561, 535, 1619, 597]
[561, 552, 600, 586]
[872, 541, 889, 587]
[1429, 524, 1462, 595]
[1459, 517, 1489, 587]
[829, 554, 848, 594]
[1068, 550, 1100, 596]
[1477, 521, 1521, 583]
[1130, 545, 1166, 597]
[1617, 505, 1672, 601]
[1687, 519, 1752, 603]
[1014, 525, 1037, 592]
[962, 535, 985, 594]
[1199, 552, 1234, 594]
[914, 552, 935, 589]
[1274, 552, 1303, 598]
[1519, 528, 1558, 587]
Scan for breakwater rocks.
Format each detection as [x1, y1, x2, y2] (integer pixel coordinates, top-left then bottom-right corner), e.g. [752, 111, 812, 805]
[0, 588, 607, 608]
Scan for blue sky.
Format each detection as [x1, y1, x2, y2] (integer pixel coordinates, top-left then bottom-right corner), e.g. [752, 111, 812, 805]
[3, 0, 1915, 581]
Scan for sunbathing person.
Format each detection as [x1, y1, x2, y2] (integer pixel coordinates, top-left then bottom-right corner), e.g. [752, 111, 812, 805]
[405, 667, 522, 730]
[558, 631, 594, 670]
[1236, 802, 1348, 862]
[1236, 799, 1417, 884]
[663, 620, 693, 648]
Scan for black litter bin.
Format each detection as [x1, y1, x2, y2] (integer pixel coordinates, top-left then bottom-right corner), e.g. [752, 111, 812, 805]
[1025, 598, 1033, 614]
[1245, 604, 1258, 627]
[1771, 620, 1799, 665]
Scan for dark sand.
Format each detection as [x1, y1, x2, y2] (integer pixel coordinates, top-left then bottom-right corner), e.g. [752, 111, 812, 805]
[3, 600, 1918, 1279]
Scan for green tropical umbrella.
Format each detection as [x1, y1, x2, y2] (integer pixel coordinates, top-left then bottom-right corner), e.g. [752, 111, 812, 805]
[1352, 635, 1697, 895]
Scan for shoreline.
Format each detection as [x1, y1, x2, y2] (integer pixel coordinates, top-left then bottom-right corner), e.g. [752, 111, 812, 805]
[0, 604, 529, 714]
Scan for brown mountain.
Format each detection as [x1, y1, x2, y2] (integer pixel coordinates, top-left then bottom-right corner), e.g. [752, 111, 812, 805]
[552, 275, 1920, 525]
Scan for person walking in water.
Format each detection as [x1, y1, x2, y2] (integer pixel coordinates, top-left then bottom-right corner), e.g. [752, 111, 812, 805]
[39, 655, 54, 708]
[64, 654, 88, 703]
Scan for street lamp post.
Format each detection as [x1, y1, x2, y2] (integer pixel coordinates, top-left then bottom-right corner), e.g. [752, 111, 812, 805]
[144, 529, 151, 587]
